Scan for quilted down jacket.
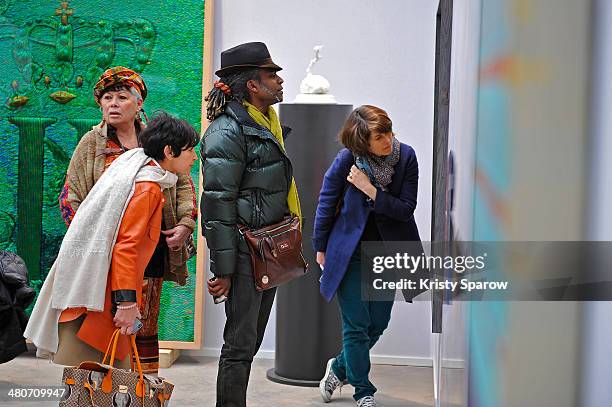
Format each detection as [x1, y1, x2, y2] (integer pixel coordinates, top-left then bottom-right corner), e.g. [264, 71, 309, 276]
[200, 100, 292, 277]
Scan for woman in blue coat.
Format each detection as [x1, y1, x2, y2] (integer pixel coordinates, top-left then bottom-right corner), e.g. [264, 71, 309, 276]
[313, 105, 423, 407]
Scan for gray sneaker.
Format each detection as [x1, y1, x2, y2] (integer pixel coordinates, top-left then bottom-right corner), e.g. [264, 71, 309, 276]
[356, 396, 377, 407]
[319, 358, 343, 402]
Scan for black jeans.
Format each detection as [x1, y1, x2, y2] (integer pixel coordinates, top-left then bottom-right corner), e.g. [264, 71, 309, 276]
[216, 252, 276, 407]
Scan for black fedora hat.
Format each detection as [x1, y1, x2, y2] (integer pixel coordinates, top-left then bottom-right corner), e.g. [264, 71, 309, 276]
[215, 42, 282, 77]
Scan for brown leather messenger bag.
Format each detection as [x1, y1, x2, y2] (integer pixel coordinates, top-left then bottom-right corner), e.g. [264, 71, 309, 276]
[238, 215, 309, 292]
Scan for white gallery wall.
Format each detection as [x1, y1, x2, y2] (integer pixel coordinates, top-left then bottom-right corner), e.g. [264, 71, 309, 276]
[188, 0, 466, 366]
[580, 0, 612, 404]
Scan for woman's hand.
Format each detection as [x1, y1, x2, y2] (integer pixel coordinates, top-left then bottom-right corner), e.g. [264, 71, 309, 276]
[113, 303, 142, 335]
[208, 276, 231, 298]
[347, 165, 377, 200]
[316, 251, 326, 268]
[162, 225, 192, 250]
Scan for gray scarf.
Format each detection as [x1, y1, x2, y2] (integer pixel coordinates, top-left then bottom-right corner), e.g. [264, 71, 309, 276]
[356, 137, 401, 191]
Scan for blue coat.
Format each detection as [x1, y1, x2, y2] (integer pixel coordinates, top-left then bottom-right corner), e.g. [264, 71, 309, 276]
[312, 143, 423, 302]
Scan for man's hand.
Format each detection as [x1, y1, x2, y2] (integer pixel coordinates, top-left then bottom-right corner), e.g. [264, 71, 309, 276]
[316, 251, 325, 268]
[113, 303, 142, 335]
[162, 225, 192, 249]
[208, 276, 231, 298]
[347, 165, 377, 200]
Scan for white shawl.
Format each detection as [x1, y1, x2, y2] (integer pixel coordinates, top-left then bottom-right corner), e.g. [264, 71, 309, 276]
[24, 148, 178, 358]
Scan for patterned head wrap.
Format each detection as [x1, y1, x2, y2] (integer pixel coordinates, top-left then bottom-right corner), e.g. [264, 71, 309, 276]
[93, 66, 148, 105]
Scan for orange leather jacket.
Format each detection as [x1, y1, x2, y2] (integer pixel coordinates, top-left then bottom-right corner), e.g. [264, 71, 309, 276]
[59, 180, 165, 360]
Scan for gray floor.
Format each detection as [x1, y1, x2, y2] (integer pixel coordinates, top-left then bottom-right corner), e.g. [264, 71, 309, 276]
[0, 351, 461, 406]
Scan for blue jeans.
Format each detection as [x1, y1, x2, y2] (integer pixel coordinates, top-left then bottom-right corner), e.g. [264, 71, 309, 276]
[332, 250, 394, 401]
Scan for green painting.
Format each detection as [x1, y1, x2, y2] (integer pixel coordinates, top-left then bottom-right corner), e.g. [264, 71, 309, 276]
[0, 0, 205, 343]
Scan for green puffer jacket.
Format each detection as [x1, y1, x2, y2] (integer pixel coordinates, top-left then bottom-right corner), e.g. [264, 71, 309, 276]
[200, 101, 293, 277]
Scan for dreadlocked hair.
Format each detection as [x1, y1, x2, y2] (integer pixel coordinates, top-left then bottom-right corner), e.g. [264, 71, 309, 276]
[205, 68, 261, 121]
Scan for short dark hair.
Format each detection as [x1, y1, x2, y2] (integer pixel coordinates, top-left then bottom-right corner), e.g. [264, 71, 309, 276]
[139, 111, 199, 161]
[338, 105, 393, 156]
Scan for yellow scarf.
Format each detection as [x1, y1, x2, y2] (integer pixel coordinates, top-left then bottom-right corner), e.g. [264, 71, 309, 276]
[243, 101, 302, 226]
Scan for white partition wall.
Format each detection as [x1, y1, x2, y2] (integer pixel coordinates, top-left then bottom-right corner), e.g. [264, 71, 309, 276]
[580, 0, 612, 404]
[439, 0, 482, 405]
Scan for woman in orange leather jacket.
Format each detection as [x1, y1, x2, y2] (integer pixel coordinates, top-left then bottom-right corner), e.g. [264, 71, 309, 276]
[54, 113, 198, 365]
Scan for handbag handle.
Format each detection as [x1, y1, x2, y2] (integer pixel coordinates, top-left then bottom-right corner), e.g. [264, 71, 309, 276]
[102, 329, 143, 375]
[101, 329, 120, 365]
[101, 329, 145, 394]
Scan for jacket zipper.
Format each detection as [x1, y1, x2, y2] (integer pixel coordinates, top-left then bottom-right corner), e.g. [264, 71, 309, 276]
[256, 190, 262, 228]
[250, 217, 295, 236]
[250, 190, 256, 226]
[245, 126, 293, 192]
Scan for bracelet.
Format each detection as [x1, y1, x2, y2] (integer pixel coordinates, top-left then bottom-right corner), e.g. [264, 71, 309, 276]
[116, 303, 138, 310]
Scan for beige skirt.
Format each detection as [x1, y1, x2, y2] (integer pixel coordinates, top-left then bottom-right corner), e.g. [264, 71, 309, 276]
[53, 316, 130, 369]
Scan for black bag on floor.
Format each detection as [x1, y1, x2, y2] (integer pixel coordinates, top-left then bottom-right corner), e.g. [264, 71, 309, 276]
[0, 251, 35, 364]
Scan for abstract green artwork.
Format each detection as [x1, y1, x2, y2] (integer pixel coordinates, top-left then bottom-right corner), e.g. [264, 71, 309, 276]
[0, 0, 205, 343]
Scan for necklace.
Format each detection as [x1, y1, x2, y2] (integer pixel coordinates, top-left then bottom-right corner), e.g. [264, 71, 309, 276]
[117, 138, 139, 151]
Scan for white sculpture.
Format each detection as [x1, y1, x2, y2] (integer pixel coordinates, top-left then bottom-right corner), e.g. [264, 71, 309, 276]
[294, 45, 337, 104]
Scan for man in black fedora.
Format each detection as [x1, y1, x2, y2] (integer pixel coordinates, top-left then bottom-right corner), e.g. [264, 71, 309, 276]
[200, 42, 301, 406]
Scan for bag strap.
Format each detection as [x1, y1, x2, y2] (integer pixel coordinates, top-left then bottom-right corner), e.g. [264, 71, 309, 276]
[101, 329, 144, 377]
[99, 329, 146, 404]
[101, 329, 120, 365]
[130, 334, 146, 405]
